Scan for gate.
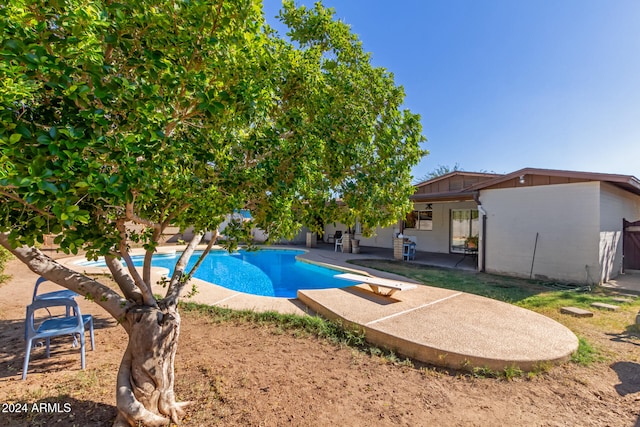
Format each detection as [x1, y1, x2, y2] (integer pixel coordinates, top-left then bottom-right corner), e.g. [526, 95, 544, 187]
[623, 219, 640, 271]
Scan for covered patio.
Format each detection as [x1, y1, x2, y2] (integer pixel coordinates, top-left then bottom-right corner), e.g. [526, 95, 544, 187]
[309, 242, 478, 271]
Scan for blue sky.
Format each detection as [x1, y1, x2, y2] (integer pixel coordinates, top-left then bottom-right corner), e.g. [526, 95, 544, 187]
[262, 1, 640, 179]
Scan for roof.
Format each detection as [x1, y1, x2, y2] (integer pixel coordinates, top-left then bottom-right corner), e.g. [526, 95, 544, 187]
[469, 168, 640, 196]
[414, 171, 502, 188]
[412, 167, 640, 201]
[411, 171, 503, 202]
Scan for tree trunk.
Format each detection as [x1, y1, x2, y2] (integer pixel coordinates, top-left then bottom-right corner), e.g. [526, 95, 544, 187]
[113, 305, 190, 427]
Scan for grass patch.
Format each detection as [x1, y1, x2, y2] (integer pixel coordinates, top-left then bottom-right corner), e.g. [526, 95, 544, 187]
[180, 302, 366, 348]
[347, 259, 556, 303]
[348, 259, 640, 313]
[571, 337, 601, 366]
[470, 365, 524, 380]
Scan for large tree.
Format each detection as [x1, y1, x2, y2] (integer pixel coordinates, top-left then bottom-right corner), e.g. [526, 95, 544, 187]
[0, 0, 425, 425]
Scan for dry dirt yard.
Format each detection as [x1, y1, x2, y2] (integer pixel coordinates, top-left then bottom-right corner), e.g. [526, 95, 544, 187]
[0, 255, 639, 427]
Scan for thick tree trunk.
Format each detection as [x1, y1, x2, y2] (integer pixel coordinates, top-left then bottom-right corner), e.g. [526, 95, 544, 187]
[113, 305, 190, 427]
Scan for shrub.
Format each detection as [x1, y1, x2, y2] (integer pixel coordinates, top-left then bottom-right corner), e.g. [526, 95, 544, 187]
[0, 246, 12, 284]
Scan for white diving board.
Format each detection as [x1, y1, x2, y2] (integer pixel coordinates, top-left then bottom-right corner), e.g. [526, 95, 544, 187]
[334, 273, 418, 297]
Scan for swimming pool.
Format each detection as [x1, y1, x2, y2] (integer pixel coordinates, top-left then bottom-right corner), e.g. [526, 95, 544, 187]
[80, 249, 352, 298]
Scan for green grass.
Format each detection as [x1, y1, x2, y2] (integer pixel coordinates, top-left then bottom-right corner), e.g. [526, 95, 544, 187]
[571, 337, 602, 365]
[180, 302, 366, 348]
[348, 259, 638, 310]
[347, 259, 554, 303]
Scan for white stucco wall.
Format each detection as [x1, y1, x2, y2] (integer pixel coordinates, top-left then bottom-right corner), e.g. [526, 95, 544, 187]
[480, 182, 601, 284]
[599, 183, 640, 282]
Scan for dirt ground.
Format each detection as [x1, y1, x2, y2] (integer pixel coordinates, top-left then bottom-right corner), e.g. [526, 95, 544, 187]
[0, 255, 639, 427]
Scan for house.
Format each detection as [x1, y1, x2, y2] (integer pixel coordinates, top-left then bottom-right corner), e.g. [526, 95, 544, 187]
[324, 168, 640, 285]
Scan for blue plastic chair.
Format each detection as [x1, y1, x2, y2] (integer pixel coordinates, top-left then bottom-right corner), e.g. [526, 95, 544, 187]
[32, 277, 78, 304]
[23, 297, 94, 380]
[26, 278, 78, 341]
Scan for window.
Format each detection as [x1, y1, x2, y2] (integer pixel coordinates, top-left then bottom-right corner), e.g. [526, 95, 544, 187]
[450, 209, 479, 253]
[405, 204, 433, 231]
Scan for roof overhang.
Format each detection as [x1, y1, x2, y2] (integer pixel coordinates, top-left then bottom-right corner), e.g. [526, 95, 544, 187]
[410, 191, 478, 203]
[468, 167, 640, 196]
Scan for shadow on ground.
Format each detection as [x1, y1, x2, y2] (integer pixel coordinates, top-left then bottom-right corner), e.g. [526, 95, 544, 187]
[606, 324, 640, 347]
[0, 317, 115, 380]
[611, 361, 640, 397]
[0, 396, 115, 427]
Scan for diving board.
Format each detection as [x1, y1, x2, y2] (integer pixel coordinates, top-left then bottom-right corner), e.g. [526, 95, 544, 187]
[334, 273, 417, 296]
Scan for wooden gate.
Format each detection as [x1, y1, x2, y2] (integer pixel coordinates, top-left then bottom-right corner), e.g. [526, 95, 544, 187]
[623, 219, 640, 271]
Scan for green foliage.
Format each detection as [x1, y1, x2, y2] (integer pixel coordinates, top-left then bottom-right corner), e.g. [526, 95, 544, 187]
[414, 163, 461, 184]
[0, 245, 12, 283]
[0, 0, 425, 260]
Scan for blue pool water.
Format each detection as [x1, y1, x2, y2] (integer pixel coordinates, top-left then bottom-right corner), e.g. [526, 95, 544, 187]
[80, 249, 352, 298]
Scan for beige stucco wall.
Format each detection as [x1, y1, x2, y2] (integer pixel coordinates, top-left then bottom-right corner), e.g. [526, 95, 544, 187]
[480, 182, 601, 284]
[599, 182, 640, 282]
[323, 222, 399, 248]
[325, 200, 479, 253]
[402, 201, 478, 253]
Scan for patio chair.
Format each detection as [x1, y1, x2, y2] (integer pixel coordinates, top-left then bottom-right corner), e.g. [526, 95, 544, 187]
[402, 241, 416, 261]
[328, 230, 342, 244]
[32, 275, 78, 301]
[23, 297, 95, 380]
[28, 277, 78, 338]
[334, 231, 344, 252]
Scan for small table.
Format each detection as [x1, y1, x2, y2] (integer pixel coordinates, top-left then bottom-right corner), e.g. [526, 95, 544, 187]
[403, 242, 416, 261]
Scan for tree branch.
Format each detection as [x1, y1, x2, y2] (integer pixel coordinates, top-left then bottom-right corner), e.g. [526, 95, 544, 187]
[125, 201, 158, 228]
[120, 249, 158, 308]
[0, 190, 56, 219]
[143, 224, 163, 285]
[105, 255, 144, 305]
[186, 230, 218, 278]
[163, 232, 203, 308]
[0, 233, 129, 324]
[115, 218, 157, 307]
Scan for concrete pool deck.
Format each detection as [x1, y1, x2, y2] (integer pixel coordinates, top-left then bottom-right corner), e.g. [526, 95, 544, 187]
[61, 245, 579, 371]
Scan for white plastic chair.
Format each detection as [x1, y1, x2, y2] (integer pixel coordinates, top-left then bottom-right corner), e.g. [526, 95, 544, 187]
[23, 297, 94, 380]
[335, 236, 344, 252]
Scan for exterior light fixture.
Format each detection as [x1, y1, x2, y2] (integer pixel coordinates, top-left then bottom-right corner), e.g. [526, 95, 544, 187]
[519, 175, 526, 184]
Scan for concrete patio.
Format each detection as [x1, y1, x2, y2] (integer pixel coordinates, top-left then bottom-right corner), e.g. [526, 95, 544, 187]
[302, 242, 479, 272]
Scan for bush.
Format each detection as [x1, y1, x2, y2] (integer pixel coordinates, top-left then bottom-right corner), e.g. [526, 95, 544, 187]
[0, 246, 12, 284]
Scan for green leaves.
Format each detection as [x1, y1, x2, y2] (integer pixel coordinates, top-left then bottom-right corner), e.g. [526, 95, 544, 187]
[0, 0, 424, 258]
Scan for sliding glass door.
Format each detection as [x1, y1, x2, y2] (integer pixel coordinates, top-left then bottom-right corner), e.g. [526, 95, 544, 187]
[450, 209, 479, 253]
